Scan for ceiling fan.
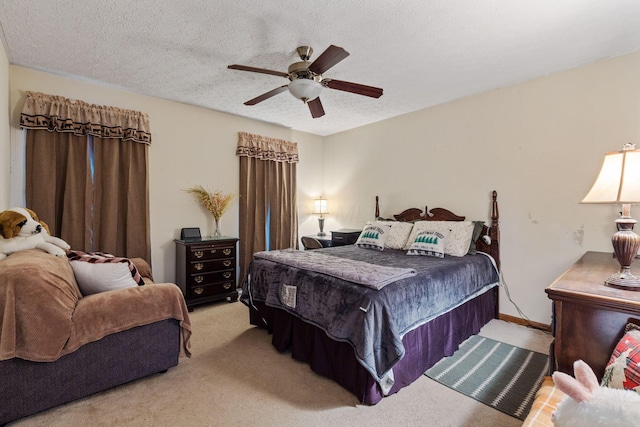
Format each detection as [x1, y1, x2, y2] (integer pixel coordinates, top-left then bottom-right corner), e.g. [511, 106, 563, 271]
[228, 45, 383, 118]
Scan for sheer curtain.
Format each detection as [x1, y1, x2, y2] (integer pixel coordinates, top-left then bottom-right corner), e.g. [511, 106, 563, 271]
[237, 132, 299, 280]
[20, 91, 152, 261]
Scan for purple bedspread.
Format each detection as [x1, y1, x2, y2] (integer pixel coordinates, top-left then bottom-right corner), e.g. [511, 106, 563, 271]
[241, 245, 499, 392]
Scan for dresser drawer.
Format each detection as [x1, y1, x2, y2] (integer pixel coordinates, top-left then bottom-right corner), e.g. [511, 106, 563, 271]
[189, 258, 234, 274]
[187, 244, 235, 261]
[188, 281, 235, 299]
[188, 269, 235, 286]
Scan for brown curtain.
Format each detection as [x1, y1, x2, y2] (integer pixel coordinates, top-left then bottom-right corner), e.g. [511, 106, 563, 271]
[91, 136, 151, 261]
[25, 130, 90, 248]
[237, 132, 299, 280]
[21, 92, 151, 261]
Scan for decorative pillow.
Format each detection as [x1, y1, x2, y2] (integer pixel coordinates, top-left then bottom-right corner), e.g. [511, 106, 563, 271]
[601, 323, 640, 393]
[371, 220, 414, 250]
[355, 224, 390, 251]
[66, 250, 145, 296]
[406, 230, 447, 257]
[467, 221, 486, 255]
[402, 221, 475, 257]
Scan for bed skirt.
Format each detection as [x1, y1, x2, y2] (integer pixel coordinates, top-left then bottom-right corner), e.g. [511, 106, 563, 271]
[248, 286, 497, 405]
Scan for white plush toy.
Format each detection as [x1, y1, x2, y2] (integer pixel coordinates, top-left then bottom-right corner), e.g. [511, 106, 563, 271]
[0, 207, 71, 261]
[552, 359, 640, 427]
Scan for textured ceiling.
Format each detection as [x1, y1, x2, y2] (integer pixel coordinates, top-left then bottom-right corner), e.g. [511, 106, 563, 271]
[1, 1, 640, 136]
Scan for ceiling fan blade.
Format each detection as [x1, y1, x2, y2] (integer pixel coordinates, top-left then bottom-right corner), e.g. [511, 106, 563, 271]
[244, 85, 289, 105]
[325, 79, 383, 98]
[308, 45, 349, 75]
[228, 64, 288, 78]
[307, 97, 325, 118]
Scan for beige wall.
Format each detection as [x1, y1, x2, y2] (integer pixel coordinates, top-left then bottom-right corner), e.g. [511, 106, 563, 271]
[6, 51, 640, 325]
[323, 51, 640, 325]
[8, 66, 324, 282]
[0, 40, 9, 208]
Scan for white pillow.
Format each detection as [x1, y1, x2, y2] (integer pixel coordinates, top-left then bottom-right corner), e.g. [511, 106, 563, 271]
[70, 259, 143, 295]
[403, 221, 475, 257]
[407, 230, 448, 257]
[372, 220, 414, 250]
[67, 250, 144, 295]
[355, 223, 391, 251]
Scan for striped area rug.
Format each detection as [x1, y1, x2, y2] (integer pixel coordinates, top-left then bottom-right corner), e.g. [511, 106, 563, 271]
[424, 335, 549, 420]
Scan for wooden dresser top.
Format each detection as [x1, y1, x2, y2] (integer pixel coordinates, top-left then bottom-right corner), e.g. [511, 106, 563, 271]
[546, 251, 640, 309]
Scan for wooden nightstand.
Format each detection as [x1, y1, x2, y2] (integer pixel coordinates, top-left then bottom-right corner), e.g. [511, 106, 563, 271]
[331, 229, 361, 246]
[174, 237, 239, 310]
[546, 251, 640, 378]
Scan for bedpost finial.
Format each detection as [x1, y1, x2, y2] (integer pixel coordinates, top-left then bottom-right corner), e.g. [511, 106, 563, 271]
[491, 189, 499, 228]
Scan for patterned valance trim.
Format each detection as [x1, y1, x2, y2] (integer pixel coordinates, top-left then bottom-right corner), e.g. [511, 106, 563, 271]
[19, 91, 152, 144]
[236, 131, 299, 163]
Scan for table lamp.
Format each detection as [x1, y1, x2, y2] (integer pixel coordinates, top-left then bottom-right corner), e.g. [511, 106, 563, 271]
[312, 197, 329, 236]
[581, 143, 640, 289]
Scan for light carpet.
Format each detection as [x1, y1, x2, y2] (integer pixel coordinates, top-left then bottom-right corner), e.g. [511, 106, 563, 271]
[11, 302, 552, 427]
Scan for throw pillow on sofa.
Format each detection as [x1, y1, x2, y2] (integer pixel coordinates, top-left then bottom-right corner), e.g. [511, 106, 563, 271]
[66, 250, 145, 296]
[601, 323, 640, 393]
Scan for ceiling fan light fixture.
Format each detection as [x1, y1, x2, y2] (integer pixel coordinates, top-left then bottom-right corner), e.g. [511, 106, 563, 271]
[288, 79, 322, 102]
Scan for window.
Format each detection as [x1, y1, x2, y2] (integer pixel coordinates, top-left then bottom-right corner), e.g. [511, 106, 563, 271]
[236, 132, 299, 279]
[20, 92, 152, 260]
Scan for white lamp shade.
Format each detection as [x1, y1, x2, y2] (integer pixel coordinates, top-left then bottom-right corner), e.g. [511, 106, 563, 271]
[312, 198, 329, 215]
[288, 79, 322, 101]
[582, 149, 640, 204]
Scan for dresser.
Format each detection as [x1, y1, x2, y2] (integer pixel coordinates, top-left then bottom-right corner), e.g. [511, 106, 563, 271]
[174, 237, 239, 310]
[546, 251, 640, 378]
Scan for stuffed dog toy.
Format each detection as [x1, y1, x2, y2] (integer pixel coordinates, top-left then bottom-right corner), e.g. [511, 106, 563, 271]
[0, 207, 71, 261]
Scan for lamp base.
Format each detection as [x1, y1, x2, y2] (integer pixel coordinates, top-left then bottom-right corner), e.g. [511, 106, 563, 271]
[607, 206, 640, 290]
[317, 217, 325, 237]
[605, 268, 640, 290]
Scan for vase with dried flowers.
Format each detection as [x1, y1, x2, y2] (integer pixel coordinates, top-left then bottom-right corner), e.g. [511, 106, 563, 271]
[184, 185, 236, 238]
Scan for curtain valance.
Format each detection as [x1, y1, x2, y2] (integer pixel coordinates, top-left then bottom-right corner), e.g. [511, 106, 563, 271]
[236, 132, 299, 163]
[20, 91, 152, 144]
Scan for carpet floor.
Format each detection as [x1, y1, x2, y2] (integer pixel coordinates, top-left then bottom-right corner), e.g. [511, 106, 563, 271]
[10, 302, 552, 427]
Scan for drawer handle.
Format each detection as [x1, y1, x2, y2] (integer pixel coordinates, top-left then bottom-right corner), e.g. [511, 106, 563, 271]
[194, 250, 204, 259]
[223, 248, 232, 256]
[210, 249, 217, 254]
[223, 283, 232, 290]
[194, 275, 204, 283]
[223, 260, 232, 267]
[223, 272, 232, 279]
[194, 287, 204, 295]
[194, 262, 204, 271]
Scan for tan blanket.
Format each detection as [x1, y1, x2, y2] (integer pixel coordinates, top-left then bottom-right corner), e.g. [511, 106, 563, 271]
[0, 250, 191, 362]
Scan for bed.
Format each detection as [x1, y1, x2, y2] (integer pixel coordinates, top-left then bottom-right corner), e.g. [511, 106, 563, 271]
[241, 191, 501, 405]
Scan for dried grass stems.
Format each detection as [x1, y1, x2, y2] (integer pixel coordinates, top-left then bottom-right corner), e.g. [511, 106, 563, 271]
[184, 185, 236, 220]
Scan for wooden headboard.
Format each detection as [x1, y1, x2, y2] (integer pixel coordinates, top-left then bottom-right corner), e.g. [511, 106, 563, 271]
[374, 191, 500, 270]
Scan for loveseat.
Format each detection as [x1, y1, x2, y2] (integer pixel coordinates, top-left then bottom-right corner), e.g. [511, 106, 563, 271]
[523, 320, 640, 426]
[0, 250, 192, 425]
[522, 376, 565, 426]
